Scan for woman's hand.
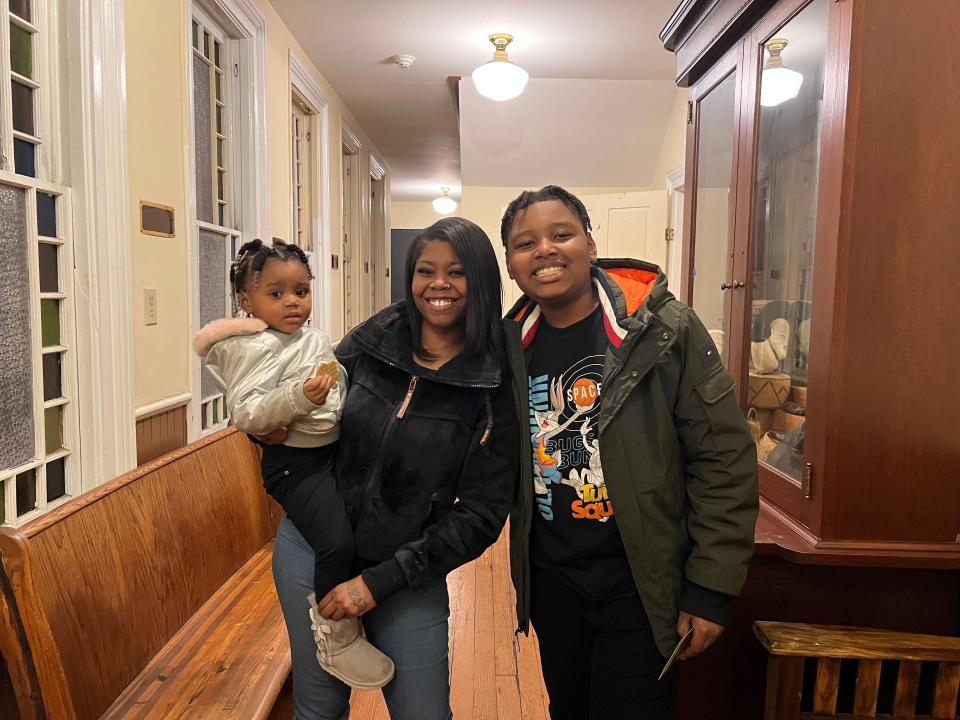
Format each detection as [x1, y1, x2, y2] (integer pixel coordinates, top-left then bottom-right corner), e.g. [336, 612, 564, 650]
[318, 576, 377, 620]
[303, 373, 335, 406]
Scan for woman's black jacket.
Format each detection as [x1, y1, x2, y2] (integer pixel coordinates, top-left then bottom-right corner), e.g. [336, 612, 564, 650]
[334, 302, 519, 602]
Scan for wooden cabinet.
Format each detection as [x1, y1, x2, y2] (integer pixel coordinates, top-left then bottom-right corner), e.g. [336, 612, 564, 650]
[662, 0, 960, 557]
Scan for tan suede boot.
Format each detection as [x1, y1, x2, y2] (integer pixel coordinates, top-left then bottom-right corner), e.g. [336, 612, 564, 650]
[307, 594, 395, 689]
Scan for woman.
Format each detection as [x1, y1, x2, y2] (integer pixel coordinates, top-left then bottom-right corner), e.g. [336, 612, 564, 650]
[271, 217, 519, 719]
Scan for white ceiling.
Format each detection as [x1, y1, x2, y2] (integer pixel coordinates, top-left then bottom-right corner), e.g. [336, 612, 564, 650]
[270, 0, 681, 201]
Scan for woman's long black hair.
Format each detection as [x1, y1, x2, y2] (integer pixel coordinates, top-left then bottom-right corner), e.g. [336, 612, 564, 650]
[404, 217, 503, 361]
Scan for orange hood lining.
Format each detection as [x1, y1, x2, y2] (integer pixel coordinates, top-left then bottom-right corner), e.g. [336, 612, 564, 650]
[605, 267, 658, 316]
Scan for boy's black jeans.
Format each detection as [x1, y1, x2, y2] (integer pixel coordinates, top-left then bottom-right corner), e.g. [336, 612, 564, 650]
[530, 565, 674, 720]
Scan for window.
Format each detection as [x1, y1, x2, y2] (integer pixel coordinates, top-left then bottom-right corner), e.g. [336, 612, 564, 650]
[291, 90, 312, 252]
[188, 1, 266, 437]
[0, 0, 80, 524]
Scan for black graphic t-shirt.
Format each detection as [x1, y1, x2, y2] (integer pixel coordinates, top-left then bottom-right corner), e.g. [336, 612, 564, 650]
[527, 305, 636, 600]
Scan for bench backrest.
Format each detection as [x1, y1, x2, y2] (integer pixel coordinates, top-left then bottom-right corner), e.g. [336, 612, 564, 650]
[0, 428, 278, 720]
[755, 621, 960, 719]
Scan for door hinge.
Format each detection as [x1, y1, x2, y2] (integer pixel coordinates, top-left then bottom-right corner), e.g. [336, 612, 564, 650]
[233, 63, 239, 78]
[802, 462, 813, 499]
[306, 130, 311, 141]
[665, 227, 675, 243]
[686, 101, 693, 124]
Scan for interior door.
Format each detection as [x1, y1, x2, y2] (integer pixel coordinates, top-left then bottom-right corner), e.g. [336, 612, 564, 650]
[578, 191, 668, 268]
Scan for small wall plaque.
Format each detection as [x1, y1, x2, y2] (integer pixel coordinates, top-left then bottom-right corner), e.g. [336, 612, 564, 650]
[140, 201, 175, 238]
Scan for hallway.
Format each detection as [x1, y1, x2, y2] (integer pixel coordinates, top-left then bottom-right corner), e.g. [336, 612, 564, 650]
[348, 529, 550, 719]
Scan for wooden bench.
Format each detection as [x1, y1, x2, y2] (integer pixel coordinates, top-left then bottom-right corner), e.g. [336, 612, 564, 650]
[755, 621, 960, 719]
[0, 428, 289, 720]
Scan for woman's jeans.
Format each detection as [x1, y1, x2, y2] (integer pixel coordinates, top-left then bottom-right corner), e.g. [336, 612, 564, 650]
[272, 516, 453, 720]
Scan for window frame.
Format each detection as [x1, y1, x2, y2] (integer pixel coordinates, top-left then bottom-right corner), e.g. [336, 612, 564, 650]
[186, 0, 266, 439]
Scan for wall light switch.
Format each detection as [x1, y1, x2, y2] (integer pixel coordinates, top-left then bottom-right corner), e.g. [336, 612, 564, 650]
[144, 288, 158, 325]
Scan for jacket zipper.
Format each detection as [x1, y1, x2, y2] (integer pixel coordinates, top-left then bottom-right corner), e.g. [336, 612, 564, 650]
[396, 376, 418, 418]
[352, 373, 418, 526]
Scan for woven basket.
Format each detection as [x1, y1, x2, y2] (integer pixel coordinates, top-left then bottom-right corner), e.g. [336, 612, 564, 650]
[745, 407, 763, 444]
[757, 432, 781, 463]
[748, 371, 790, 409]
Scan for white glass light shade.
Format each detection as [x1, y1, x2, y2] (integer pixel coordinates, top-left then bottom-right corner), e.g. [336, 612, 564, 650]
[432, 195, 457, 214]
[471, 59, 529, 102]
[760, 66, 804, 107]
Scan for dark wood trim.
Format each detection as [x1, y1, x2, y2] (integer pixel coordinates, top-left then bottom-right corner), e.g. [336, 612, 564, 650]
[804, 0, 856, 542]
[662, 0, 778, 86]
[757, 500, 960, 569]
[659, 0, 705, 50]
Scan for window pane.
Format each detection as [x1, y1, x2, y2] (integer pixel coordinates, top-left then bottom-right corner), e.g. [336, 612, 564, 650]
[9, 23, 32, 78]
[217, 170, 224, 200]
[193, 55, 213, 223]
[41, 298, 60, 346]
[13, 137, 35, 177]
[42, 352, 62, 401]
[10, 0, 31, 22]
[192, 20, 199, 50]
[217, 138, 223, 168]
[215, 72, 223, 103]
[216, 106, 223, 135]
[214, 41, 222, 69]
[44, 405, 62, 454]
[11, 80, 35, 135]
[0, 185, 36, 471]
[46, 457, 65, 501]
[38, 243, 57, 291]
[691, 70, 738, 368]
[749, 0, 829, 481]
[199, 230, 227, 399]
[16, 468, 36, 516]
[37, 192, 56, 237]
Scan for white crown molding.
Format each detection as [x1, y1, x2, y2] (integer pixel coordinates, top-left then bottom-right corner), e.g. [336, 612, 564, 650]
[196, 0, 264, 38]
[290, 53, 329, 112]
[341, 122, 363, 154]
[69, 0, 137, 485]
[369, 154, 386, 181]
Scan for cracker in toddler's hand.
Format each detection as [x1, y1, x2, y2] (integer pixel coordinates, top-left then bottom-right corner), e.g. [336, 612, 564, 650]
[315, 360, 340, 381]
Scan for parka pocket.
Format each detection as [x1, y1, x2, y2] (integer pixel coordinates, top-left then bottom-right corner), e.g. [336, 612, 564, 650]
[693, 368, 735, 405]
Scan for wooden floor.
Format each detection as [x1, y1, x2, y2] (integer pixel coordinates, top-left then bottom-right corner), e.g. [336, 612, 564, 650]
[348, 528, 550, 719]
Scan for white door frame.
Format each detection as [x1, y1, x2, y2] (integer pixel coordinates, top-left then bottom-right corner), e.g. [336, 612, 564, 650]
[290, 53, 331, 334]
[666, 164, 686, 295]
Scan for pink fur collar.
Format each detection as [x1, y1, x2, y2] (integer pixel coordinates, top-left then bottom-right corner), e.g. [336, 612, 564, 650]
[193, 317, 268, 357]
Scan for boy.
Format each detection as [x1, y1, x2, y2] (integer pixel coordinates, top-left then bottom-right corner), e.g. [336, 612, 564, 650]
[502, 186, 758, 718]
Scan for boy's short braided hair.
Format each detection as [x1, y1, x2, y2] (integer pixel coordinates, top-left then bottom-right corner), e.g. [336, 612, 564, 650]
[499, 185, 592, 249]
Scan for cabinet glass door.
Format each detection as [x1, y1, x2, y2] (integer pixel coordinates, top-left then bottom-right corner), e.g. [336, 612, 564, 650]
[747, 0, 829, 483]
[691, 70, 739, 367]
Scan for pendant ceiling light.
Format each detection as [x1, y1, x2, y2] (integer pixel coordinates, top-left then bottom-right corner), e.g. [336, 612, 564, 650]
[432, 187, 457, 215]
[471, 34, 529, 102]
[760, 38, 803, 108]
